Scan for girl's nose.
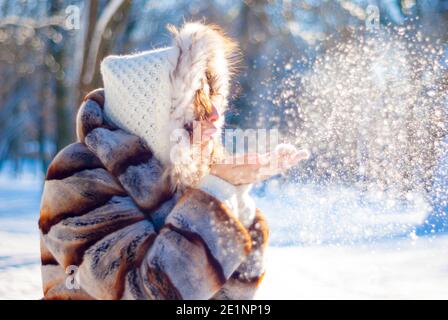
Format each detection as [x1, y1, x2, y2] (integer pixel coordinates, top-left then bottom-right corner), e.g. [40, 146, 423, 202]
[208, 105, 220, 123]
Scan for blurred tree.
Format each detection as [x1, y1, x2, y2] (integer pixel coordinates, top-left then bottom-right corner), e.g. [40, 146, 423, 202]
[78, 0, 131, 102]
[48, 0, 70, 156]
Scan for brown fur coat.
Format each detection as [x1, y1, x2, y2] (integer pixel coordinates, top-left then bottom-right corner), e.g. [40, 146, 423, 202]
[39, 90, 269, 300]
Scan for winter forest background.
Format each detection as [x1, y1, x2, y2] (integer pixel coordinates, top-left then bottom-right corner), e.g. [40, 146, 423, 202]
[1, 0, 448, 299]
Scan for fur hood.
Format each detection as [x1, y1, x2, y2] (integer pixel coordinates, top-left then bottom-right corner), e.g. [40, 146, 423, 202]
[167, 22, 238, 133]
[100, 22, 239, 190]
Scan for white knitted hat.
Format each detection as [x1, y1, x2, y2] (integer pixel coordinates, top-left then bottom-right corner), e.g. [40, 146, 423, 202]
[101, 22, 238, 187]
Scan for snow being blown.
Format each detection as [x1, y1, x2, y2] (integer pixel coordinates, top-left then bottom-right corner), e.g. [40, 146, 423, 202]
[257, 24, 448, 244]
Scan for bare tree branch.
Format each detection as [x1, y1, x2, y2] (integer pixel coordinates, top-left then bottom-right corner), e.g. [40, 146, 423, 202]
[82, 0, 130, 85]
[0, 15, 65, 29]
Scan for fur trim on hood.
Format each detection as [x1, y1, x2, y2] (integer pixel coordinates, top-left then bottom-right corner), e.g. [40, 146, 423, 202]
[101, 22, 239, 190]
[167, 22, 239, 130]
[166, 22, 239, 189]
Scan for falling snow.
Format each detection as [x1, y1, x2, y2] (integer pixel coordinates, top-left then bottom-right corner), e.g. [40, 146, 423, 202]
[253, 24, 448, 241]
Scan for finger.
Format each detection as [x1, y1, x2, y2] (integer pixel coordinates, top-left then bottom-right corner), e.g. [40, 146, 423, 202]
[257, 152, 271, 166]
[295, 149, 310, 161]
[287, 149, 310, 166]
[273, 146, 310, 169]
[257, 149, 306, 177]
[219, 153, 262, 166]
[274, 143, 298, 157]
[276, 151, 308, 171]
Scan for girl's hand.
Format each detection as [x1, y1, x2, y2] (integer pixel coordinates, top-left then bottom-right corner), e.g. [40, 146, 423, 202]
[210, 144, 309, 185]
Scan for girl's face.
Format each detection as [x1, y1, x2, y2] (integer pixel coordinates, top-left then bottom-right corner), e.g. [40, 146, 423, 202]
[183, 77, 222, 168]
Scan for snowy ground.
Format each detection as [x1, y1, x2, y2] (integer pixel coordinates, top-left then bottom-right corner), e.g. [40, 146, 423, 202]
[0, 168, 43, 300]
[257, 237, 448, 299]
[0, 167, 447, 299]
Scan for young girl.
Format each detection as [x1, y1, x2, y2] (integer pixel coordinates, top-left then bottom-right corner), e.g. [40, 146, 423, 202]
[39, 22, 308, 300]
